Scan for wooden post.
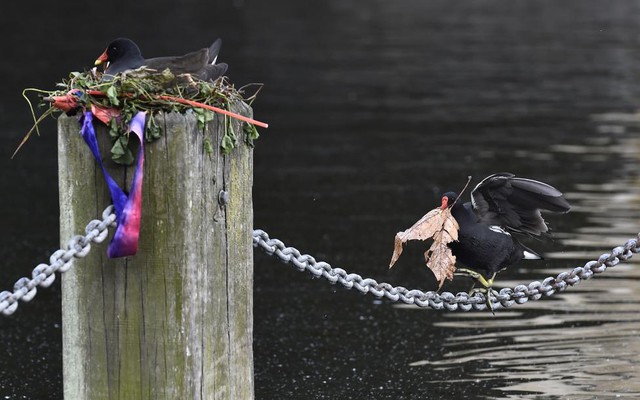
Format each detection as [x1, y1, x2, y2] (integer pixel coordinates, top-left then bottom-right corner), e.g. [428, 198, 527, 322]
[58, 104, 254, 400]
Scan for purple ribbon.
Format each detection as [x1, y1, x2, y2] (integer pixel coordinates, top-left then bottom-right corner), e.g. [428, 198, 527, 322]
[80, 111, 146, 258]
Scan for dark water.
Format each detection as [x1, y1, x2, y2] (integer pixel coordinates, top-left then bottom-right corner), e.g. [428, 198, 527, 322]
[1, 0, 640, 398]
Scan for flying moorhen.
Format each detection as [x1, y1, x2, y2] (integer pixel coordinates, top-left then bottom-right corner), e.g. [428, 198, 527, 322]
[94, 37, 228, 81]
[440, 173, 571, 295]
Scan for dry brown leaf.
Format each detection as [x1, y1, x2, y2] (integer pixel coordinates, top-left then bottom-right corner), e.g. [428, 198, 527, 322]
[389, 207, 459, 289]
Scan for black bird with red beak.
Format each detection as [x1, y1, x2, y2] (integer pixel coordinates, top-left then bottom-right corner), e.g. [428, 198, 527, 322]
[440, 173, 570, 297]
[94, 37, 228, 81]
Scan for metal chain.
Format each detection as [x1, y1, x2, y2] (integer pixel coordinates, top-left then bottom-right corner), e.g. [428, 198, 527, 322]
[2, 205, 638, 315]
[0, 206, 116, 316]
[252, 229, 640, 311]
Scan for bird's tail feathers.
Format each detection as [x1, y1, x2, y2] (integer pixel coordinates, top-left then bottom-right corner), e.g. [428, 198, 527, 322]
[208, 38, 222, 64]
[522, 244, 543, 260]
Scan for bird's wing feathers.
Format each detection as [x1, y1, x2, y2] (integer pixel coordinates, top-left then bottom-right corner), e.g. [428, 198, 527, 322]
[144, 39, 225, 80]
[471, 172, 571, 236]
[196, 63, 228, 81]
[144, 48, 210, 72]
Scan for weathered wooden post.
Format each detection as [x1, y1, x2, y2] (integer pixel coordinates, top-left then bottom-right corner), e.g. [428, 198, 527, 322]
[58, 104, 254, 399]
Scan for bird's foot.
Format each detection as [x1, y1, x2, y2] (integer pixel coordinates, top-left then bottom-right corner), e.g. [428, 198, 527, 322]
[469, 286, 500, 314]
[455, 268, 496, 288]
[455, 268, 495, 288]
[456, 269, 499, 313]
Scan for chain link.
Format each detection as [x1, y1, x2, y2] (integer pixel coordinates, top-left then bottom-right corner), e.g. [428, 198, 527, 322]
[252, 229, 640, 311]
[0, 206, 116, 316]
[2, 206, 638, 315]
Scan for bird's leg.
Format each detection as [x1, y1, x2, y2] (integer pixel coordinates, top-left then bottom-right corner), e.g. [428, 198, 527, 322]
[456, 269, 499, 313]
[456, 268, 494, 288]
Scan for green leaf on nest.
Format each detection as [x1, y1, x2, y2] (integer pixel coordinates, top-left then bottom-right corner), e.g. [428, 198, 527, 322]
[204, 137, 214, 159]
[145, 117, 162, 141]
[111, 135, 134, 165]
[194, 108, 216, 130]
[106, 85, 120, 106]
[221, 132, 236, 154]
[244, 122, 259, 148]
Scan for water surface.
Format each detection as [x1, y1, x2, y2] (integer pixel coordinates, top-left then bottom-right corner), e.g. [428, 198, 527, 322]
[1, 0, 640, 398]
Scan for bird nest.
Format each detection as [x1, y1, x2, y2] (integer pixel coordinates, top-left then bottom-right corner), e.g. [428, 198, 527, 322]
[17, 68, 264, 164]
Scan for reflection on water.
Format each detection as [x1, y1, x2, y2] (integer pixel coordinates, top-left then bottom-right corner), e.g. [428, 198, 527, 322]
[403, 273, 640, 398]
[399, 112, 640, 399]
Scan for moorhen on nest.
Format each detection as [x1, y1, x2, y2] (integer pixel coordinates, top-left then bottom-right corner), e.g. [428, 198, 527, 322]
[440, 173, 570, 304]
[94, 37, 228, 81]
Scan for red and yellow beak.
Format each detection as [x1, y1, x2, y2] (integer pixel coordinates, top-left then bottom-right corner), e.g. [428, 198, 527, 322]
[440, 196, 449, 210]
[94, 50, 109, 66]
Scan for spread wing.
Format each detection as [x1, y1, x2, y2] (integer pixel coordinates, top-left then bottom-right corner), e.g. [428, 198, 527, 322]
[470, 172, 571, 236]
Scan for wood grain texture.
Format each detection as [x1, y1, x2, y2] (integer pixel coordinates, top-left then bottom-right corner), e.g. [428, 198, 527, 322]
[59, 104, 254, 400]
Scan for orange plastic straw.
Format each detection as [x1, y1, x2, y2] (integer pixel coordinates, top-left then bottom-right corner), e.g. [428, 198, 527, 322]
[86, 90, 269, 128]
